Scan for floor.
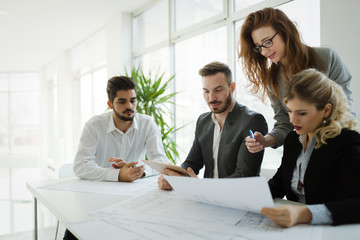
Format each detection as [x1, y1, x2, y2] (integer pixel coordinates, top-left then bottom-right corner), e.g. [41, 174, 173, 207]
[0, 224, 66, 240]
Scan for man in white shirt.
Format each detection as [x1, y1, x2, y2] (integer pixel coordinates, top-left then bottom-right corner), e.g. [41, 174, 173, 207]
[73, 76, 168, 182]
[67, 76, 168, 239]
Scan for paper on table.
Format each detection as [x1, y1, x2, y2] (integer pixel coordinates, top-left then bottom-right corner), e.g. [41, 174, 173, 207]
[91, 192, 323, 240]
[70, 216, 254, 240]
[164, 175, 274, 213]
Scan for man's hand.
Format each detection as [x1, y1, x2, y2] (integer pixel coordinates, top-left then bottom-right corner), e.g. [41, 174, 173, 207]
[261, 205, 312, 228]
[108, 157, 126, 169]
[186, 167, 198, 178]
[157, 167, 198, 190]
[157, 174, 173, 190]
[118, 161, 145, 182]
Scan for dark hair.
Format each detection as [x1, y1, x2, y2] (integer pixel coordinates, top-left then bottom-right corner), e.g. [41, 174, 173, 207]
[199, 61, 233, 86]
[238, 7, 323, 101]
[106, 76, 137, 103]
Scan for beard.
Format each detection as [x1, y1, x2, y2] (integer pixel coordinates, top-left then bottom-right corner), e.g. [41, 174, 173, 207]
[113, 108, 135, 121]
[208, 91, 232, 114]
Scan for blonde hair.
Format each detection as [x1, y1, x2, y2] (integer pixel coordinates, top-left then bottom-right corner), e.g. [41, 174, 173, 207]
[284, 68, 359, 148]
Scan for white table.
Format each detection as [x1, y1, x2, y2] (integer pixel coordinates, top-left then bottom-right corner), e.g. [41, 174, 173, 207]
[26, 178, 129, 239]
[26, 178, 360, 240]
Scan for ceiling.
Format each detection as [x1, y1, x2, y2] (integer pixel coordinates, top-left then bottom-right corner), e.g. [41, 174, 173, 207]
[0, 0, 152, 72]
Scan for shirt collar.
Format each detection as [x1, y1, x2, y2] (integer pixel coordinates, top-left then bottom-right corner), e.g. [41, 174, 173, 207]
[107, 111, 138, 134]
[211, 100, 236, 124]
[298, 134, 317, 149]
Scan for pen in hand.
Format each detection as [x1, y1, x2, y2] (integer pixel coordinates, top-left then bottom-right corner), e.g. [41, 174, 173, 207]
[249, 130, 255, 139]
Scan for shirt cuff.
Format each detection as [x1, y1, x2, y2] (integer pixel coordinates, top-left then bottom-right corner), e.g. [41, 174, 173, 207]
[105, 168, 120, 182]
[306, 204, 334, 225]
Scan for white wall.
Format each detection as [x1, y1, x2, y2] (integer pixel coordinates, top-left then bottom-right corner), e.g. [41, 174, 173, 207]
[69, 29, 106, 71]
[320, 0, 360, 115]
[40, 52, 76, 175]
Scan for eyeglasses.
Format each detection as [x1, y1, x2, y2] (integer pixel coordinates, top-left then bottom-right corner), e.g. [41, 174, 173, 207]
[253, 32, 278, 53]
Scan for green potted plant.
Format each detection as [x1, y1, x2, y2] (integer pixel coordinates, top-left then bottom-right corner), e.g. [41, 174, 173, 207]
[125, 67, 182, 165]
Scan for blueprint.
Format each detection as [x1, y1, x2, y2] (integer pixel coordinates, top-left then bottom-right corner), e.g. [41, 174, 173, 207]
[91, 192, 322, 240]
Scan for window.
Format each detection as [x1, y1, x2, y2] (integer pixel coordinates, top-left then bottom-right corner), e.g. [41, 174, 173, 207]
[133, 0, 169, 53]
[0, 73, 41, 235]
[132, 0, 319, 168]
[80, 67, 108, 127]
[234, 0, 267, 11]
[175, 26, 227, 159]
[0, 73, 40, 160]
[175, 0, 224, 31]
[135, 47, 171, 77]
[80, 73, 93, 126]
[0, 76, 9, 155]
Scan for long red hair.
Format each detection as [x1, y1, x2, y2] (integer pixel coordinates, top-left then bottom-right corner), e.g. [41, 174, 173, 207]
[238, 8, 323, 101]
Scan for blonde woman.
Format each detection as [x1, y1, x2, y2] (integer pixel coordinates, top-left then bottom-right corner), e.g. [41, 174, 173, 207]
[262, 69, 360, 227]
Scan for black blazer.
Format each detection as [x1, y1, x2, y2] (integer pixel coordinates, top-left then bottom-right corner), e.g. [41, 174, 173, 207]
[181, 102, 268, 178]
[269, 129, 360, 225]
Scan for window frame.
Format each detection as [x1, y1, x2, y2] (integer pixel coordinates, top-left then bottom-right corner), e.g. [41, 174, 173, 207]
[0, 73, 40, 167]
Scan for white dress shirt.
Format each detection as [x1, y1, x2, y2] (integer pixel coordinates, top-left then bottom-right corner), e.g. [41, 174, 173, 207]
[211, 102, 236, 178]
[73, 111, 168, 181]
[211, 116, 222, 178]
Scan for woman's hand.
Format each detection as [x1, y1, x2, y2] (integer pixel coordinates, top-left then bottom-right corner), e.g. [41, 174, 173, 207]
[245, 131, 265, 153]
[261, 205, 312, 228]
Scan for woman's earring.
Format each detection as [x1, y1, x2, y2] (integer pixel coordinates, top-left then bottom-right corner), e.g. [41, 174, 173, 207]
[323, 119, 327, 124]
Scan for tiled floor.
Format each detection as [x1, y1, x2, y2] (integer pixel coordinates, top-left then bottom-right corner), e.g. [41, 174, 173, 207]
[0, 224, 66, 240]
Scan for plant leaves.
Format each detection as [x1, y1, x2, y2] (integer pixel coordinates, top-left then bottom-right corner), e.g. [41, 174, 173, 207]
[123, 67, 184, 165]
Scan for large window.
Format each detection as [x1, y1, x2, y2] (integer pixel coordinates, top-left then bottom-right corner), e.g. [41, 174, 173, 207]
[134, 47, 171, 77]
[0, 73, 40, 161]
[133, 0, 169, 53]
[0, 73, 41, 235]
[132, 0, 320, 169]
[174, 0, 224, 31]
[234, 0, 267, 11]
[80, 67, 108, 127]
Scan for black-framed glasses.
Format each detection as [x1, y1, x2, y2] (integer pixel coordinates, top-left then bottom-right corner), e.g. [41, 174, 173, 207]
[253, 32, 278, 53]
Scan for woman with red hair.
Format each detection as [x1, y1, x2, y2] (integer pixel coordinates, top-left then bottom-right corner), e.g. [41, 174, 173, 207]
[238, 8, 355, 153]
